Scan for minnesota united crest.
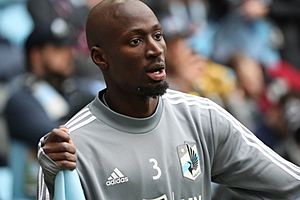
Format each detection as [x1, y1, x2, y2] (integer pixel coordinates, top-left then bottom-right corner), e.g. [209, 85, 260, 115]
[177, 142, 201, 180]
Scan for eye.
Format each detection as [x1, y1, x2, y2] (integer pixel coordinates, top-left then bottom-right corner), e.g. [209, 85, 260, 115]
[129, 38, 142, 47]
[153, 32, 163, 41]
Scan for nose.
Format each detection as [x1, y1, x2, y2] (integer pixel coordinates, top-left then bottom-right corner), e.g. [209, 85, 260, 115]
[146, 37, 165, 58]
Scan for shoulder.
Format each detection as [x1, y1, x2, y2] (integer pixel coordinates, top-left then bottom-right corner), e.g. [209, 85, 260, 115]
[162, 89, 215, 109]
[64, 105, 97, 134]
[5, 87, 37, 114]
[162, 89, 232, 124]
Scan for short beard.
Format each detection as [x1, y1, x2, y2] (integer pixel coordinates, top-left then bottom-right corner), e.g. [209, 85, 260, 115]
[137, 81, 169, 97]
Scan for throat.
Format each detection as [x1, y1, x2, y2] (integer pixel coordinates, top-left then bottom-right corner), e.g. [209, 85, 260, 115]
[102, 92, 159, 118]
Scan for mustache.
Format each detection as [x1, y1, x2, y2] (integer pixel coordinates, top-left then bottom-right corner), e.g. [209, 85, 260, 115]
[145, 59, 166, 72]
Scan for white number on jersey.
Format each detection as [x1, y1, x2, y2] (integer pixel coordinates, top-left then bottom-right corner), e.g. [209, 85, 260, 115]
[149, 158, 161, 180]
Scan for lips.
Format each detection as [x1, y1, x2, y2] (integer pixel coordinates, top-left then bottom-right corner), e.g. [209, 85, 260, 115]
[146, 68, 166, 81]
[146, 62, 166, 81]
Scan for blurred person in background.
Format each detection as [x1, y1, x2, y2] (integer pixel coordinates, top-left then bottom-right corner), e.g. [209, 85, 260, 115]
[212, 0, 300, 149]
[212, 0, 279, 98]
[212, 0, 279, 69]
[162, 16, 237, 108]
[27, 0, 106, 87]
[164, 0, 218, 58]
[26, 0, 90, 54]
[0, 1, 33, 199]
[208, 0, 289, 148]
[3, 22, 94, 199]
[5, 23, 90, 148]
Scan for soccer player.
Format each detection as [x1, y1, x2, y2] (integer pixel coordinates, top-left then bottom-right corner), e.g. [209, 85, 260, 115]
[37, 0, 300, 199]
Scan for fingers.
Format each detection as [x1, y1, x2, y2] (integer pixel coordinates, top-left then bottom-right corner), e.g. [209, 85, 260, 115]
[43, 142, 76, 154]
[47, 152, 76, 162]
[45, 128, 70, 143]
[42, 126, 77, 170]
[47, 152, 77, 170]
[55, 160, 77, 170]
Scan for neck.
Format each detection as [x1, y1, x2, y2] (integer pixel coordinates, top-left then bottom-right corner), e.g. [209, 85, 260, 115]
[104, 90, 159, 118]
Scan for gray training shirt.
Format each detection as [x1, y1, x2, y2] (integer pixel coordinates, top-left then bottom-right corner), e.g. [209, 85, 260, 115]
[38, 89, 300, 200]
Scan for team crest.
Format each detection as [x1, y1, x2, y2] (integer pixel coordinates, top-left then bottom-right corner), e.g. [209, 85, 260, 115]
[177, 142, 201, 180]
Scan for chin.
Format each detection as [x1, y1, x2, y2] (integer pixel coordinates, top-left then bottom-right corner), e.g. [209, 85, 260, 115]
[137, 81, 169, 97]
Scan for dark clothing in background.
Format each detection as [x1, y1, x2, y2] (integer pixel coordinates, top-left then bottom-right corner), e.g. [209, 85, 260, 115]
[270, 0, 300, 69]
[4, 74, 94, 148]
[5, 87, 58, 147]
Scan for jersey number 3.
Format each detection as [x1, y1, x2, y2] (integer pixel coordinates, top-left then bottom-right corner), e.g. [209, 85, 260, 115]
[149, 158, 161, 180]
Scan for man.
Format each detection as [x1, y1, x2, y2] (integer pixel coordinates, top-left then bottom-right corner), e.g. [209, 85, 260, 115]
[37, 0, 300, 199]
[4, 23, 94, 148]
[4, 22, 95, 198]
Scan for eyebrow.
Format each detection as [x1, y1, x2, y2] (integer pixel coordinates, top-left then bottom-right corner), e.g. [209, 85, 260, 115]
[124, 23, 163, 35]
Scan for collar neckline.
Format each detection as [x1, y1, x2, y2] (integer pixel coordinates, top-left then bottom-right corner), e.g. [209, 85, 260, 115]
[89, 89, 163, 134]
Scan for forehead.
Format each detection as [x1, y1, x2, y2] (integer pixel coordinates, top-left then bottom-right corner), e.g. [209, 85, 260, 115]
[110, 1, 160, 33]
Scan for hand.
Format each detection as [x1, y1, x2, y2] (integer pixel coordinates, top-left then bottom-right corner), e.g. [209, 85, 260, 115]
[42, 127, 77, 170]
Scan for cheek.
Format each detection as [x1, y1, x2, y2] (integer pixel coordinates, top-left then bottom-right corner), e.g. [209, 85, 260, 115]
[111, 63, 140, 83]
[112, 50, 144, 75]
[45, 52, 74, 75]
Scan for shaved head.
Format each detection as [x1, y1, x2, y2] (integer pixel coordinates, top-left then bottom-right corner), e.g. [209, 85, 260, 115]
[85, 0, 167, 109]
[86, 0, 155, 50]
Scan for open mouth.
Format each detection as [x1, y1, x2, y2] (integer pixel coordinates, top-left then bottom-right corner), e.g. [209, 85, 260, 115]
[146, 65, 166, 81]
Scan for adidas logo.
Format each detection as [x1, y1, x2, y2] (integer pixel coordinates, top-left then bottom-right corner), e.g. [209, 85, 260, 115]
[106, 168, 129, 186]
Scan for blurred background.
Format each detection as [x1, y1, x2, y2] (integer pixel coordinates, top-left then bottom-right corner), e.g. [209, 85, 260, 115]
[0, 0, 300, 199]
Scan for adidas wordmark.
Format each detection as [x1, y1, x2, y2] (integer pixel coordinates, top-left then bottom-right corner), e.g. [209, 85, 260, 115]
[106, 168, 129, 186]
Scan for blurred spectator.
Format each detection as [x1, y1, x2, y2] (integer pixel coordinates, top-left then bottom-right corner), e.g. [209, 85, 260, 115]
[165, 34, 237, 107]
[5, 22, 95, 149]
[166, 35, 206, 92]
[164, 0, 218, 58]
[27, 0, 89, 52]
[167, 0, 207, 35]
[159, 10, 237, 108]
[204, 0, 283, 146]
[213, 0, 280, 68]
[270, 0, 300, 69]
[3, 23, 95, 198]
[27, 0, 105, 83]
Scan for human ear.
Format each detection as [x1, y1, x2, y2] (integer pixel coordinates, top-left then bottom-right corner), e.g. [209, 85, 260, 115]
[91, 46, 108, 70]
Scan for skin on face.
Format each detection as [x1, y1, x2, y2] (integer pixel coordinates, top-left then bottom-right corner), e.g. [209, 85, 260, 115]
[40, 44, 74, 79]
[87, 0, 168, 117]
